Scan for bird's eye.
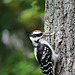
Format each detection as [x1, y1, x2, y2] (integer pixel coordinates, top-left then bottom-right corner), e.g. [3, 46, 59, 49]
[36, 33, 42, 37]
[31, 34, 36, 37]
[30, 33, 42, 38]
[34, 34, 36, 37]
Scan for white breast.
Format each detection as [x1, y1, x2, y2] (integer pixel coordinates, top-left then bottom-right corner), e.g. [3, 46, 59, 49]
[34, 48, 38, 60]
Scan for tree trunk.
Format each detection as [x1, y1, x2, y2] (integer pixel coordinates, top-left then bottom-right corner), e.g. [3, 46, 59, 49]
[44, 0, 75, 75]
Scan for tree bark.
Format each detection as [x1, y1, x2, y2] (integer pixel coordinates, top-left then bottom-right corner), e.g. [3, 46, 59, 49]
[44, 0, 75, 75]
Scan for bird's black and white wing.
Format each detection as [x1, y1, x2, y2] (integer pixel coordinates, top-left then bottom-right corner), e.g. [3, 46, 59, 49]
[37, 43, 54, 75]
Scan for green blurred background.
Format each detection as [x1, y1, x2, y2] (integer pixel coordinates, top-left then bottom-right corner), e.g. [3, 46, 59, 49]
[0, 0, 45, 75]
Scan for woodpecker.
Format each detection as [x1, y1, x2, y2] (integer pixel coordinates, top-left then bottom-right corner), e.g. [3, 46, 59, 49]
[29, 30, 58, 75]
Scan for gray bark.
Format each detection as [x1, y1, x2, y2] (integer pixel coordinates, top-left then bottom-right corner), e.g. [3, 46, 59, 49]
[44, 0, 75, 75]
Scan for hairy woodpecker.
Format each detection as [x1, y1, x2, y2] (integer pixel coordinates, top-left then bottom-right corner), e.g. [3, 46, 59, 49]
[29, 30, 58, 75]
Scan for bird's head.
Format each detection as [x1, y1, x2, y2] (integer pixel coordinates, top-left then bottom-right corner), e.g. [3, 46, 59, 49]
[29, 30, 54, 46]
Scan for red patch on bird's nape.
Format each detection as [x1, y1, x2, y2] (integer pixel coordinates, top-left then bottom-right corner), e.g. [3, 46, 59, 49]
[34, 30, 41, 32]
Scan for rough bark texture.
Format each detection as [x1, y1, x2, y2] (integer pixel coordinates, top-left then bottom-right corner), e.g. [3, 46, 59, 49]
[44, 0, 75, 75]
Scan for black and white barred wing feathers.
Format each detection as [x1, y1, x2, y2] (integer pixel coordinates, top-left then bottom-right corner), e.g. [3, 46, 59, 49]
[37, 42, 54, 75]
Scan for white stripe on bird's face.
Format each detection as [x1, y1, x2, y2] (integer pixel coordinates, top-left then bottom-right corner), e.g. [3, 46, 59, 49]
[30, 36, 42, 46]
[33, 31, 42, 35]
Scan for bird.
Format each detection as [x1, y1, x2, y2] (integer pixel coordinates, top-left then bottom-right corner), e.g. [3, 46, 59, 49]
[29, 30, 58, 75]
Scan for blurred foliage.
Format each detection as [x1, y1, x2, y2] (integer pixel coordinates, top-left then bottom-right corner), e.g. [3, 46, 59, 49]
[0, 0, 45, 75]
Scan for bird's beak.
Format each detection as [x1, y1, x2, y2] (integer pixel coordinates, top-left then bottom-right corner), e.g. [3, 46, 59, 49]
[49, 33, 55, 35]
[43, 32, 55, 37]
